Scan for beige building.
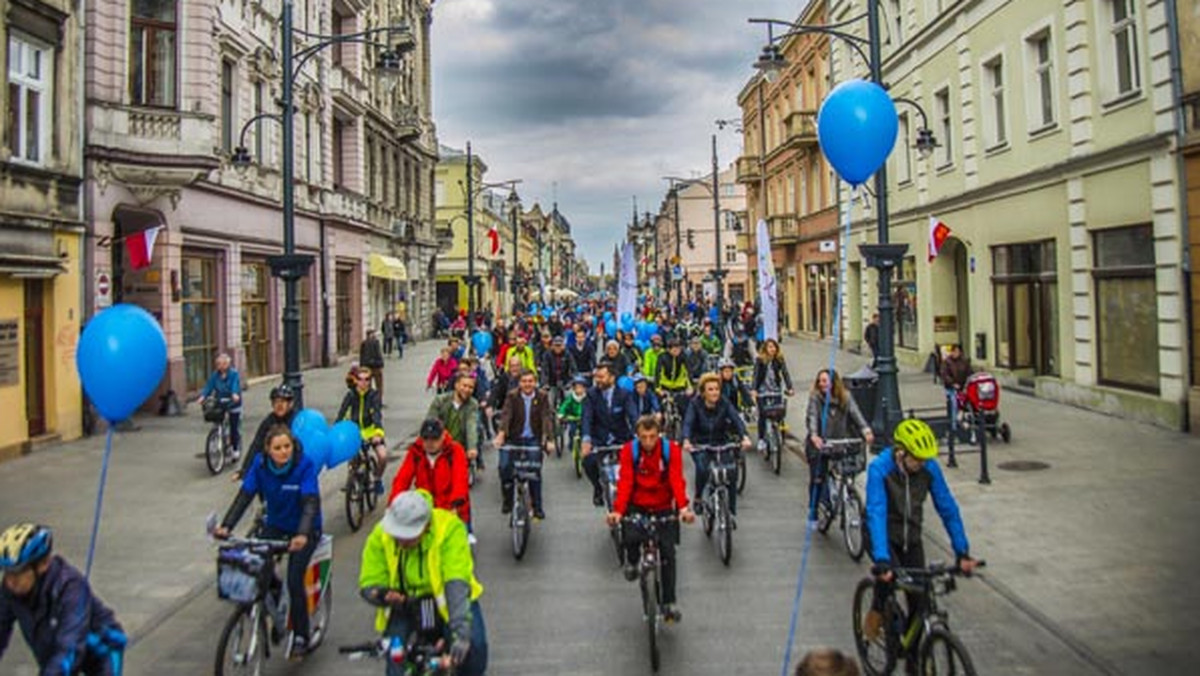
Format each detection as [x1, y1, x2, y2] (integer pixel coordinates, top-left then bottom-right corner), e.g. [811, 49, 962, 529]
[831, 0, 1187, 428]
[1176, 0, 1200, 430]
[83, 0, 439, 399]
[0, 0, 85, 453]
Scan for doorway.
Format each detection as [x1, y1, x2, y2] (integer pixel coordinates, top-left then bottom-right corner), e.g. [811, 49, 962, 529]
[336, 266, 354, 355]
[24, 280, 46, 437]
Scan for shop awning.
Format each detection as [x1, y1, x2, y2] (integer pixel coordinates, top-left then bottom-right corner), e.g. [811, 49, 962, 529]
[368, 253, 407, 281]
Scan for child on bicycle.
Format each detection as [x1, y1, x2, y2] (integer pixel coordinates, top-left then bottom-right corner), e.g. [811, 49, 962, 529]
[1, 524, 126, 675]
[214, 425, 323, 658]
[338, 366, 388, 495]
[630, 374, 662, 422]
[863, 419, 978, 653]
[557, 376, 588, 447]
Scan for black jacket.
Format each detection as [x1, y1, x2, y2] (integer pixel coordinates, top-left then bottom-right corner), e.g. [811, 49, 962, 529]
[488, 370, 519, 411]
[337, 388, 383, 430]
[359, 337, 385, 368]
[753, 358, 794, 393]
[538, 350, 577, 388]
[682, 397, 747, 446]
[242, 409, 300, 473]
[569, 343, 596, 374]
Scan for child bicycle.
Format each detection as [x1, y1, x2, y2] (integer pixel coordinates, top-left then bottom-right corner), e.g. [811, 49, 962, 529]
[852, 560, 987, 676]
[813, 438, 868, 562]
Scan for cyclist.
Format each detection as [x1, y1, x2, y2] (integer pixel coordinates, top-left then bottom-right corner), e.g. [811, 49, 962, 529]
[580, 362, 638, 506]
[507, 333, 538, 375]
[640, 334, 664, 386]
[862, 419, 978, 649]
[568, 326, 596, 376]
[492, 369, 554, 519]
[487, 355, 524, 428]
[605, 415, 695, 623]
[630, 374, 662, 422]
[0, 524, 126, 675]
[682, 373, 752, 518]
[427, 372, 480, 470]
[360, 490, 487, 676]
[194, 352, 243, 461]
[532, 331, 553, 366]
[655, 338, 692, 424]
[557, 375, 588, 444]
[683, 336, 708, 385]
[601, 339, 632, 378]
[699, 321, 723, 358]
[805, 369, 874, 512]
[214, 425, 322, 658]
[426, 346, 459, 393]
[238, 383, 299, 479]
[753, 338, 795, 448]
[717, 359, 753, 412]
[538, 335, 577, 401]
[389, 419, 471, 528]
[337, 366, 388, 496]
[619, 332, 643, 373]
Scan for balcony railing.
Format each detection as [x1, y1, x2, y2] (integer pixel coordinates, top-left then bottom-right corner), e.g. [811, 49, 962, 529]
[767, 214, 799, 243]
[89, 103, 214, 160]
[736, 155, 762, 184]
[783, 110, 818, 148]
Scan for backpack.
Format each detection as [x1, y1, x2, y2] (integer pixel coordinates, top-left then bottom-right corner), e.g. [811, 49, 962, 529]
[631, 437, 671, 479]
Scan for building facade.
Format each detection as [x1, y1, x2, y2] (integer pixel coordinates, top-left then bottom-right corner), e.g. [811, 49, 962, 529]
[83, 0, 439, 400]
[831, 0, 1187, 428]
[1176, 0, 1200, 430]
[0, 0, 84, 454]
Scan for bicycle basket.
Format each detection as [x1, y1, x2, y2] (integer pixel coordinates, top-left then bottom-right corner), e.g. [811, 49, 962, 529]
[761, 403, 787, 421]
[202, 398, 227, 423]
[217, 546, 268, 604]
[837, 450, 866, 475]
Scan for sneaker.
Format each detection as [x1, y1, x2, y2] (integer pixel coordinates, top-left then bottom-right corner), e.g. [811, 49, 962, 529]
[289, 635, 310, 660]
[230, 450, 241, 462]
[373, 480, 385, 496]
[592, 489, 604, 507]
[468, 533, 478, 547]
[623, 563, 639, 581]
[863, 609, 884, 641]
[662, 604, 682, 624]
[533, 508, 546, 521]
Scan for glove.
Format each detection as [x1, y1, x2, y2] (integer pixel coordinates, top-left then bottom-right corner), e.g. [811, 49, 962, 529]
[450, 637, 471, 665]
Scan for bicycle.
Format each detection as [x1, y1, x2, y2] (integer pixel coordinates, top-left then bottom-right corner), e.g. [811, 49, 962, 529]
[694, 443, 739, 566]
[593, 444, 625, 563]
[203, 396, 236, 475]
[212, 528, 334, 675]
[344, 441, 381, 533]
[758, 392, 788, 475]
[502, 444, 543, 560]
[560, 414, 583, 479]
[340, 596, 454, 674]
[545, 385, 567, 458]
[852, 561, 987, 676]
[622, 513, 679, 673]
[659, 390, 685, 441]
[812, 438, 867, 562]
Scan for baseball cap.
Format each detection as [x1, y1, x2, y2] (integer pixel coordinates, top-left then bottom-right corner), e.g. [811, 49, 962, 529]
[419, 419, 444, 440]
[382, 491, 432, 540]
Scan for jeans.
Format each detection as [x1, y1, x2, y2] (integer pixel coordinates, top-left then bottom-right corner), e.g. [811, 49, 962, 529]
[384, 601, 488, 676]
[498, 440, 543, 511]
[228, 411, 242, 452]
[692, 451, 737, 515]
[805, 445, 830, 518]
[383, 336, 394, 355]
[582, 453, 603, 495]
[622, 508, 679, 605]
[259, 525, 319, 642]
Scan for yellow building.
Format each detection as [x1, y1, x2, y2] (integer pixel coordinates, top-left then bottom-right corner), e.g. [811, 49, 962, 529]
[0, 0, 85, 456]
[1177, 0, 1200, 430]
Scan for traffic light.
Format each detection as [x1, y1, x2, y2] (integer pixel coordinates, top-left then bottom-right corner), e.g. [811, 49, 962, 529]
[686, 229, 695, 249]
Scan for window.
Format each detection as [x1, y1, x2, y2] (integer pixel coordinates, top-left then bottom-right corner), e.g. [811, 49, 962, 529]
[240, 262, 270, 377]
[304, 113, 313, 182]
[725, 245, 738, 264]
[887, 0, 903, 46]
[895, 256, 918, 349]
[722, 182, 735, 197]
[130, 0, 177, 107]
[182, 255, 218, 390]
[1026, 32, 1055, 129]
[220, 60, 234, 153]
[983, 56, 1006, 147]
[934, 88, 952, 168]
[992, 241, 1058, 375]
[1093, 225, 1158, 391]
[332, 118, 345, 188]
[6, 34, 51, 164]
[253, 82, 265, 162]
[895, 112, 913, 184]
[1108, 0, 1140, 96]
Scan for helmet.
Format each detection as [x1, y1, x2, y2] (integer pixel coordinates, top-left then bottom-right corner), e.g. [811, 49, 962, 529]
[0, 524, 52, 571]
[269, 384, 296, 401]
[718, 358, 736, 370]
[571, 375, 590, 387]
[666, 338, 682, 348]
[419, 418, 445, 440]
[893, 419, 938, 461]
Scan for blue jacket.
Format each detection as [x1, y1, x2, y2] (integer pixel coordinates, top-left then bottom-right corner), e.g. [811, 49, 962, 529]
[0, 556, 123, 675]
[631, 389, 661, 418]
[865, 450, 969, 564]
[240, 451, 323, 534]
[581, 385, 637, 446]
[200, 368, 241, 402]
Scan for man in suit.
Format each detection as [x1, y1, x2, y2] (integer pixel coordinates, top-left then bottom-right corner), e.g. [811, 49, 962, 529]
[580, 361, 639, 507]
[493, 369, 554, 518]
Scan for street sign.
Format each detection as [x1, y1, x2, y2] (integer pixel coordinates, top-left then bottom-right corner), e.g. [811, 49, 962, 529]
[819, 239, 837, 253]
[95, 272, 112, 309]
[672, 265, 683, 281]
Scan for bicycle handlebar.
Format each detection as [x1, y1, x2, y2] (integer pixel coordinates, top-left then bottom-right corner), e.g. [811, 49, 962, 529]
[892, 559, 987, 581]
[690, 443, 742, 453]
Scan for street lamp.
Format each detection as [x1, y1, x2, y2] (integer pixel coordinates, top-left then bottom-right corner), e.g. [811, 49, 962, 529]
[228, 0, 415, 407]
[663, 137, 727, 315]
[749, 6, 939, 443]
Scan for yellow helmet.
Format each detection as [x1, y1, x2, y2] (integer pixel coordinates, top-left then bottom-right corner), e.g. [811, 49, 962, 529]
[893, 419, 938, 461]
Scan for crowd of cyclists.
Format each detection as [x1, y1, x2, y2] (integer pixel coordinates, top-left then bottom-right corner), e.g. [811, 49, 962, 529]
[0, 296, 979, 676]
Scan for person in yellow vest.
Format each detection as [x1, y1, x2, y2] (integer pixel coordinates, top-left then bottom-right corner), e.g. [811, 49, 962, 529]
[359, 490, 487, 675]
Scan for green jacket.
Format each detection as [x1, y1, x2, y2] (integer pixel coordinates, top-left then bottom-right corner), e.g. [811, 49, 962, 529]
[641, 347, 663, 384]
[557, 393, 585, 419]
[426, 392, 479, 451]
[700, 334, 723, 355]
[358, 492, 484, 632]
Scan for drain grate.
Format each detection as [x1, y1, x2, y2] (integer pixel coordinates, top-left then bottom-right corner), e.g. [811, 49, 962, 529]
[997, 460, 1050, 472]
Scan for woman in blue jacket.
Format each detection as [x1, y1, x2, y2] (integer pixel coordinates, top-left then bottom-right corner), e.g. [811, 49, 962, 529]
[195, 353, 243, 459]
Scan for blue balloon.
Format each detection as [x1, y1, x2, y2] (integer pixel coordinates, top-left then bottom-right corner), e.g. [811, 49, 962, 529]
[471, 330, 492, 356]
[291, 408, 327, 437]
[817, 79, 899, 186]
[605, 321, 617, 338]
[297, 426, 331, 470]
[634, 339, 649, 352]
[757, 326, 765, 342]
[326, 420, 362, 469]
[542, 307, 552, 319]
[77, 304, 167, 423]
[620, 312, 634, 333]
[603, 311, 613, 321]
[617, 375, 634, 392]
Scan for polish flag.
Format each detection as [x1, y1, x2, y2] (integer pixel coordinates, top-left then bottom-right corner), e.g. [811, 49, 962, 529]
[486, 226, 500, 256]
[125, 226, 163, 271]
[928, 216, 951, 262]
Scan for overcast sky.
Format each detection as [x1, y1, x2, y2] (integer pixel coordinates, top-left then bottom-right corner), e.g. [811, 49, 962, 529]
[431, 0, 804, 273]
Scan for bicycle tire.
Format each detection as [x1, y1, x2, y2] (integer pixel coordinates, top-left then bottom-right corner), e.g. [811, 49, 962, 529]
[736, 452, 747, 495]
[206, 427, 226, 475]
[717, 488, 732, 566]
[309, 581, 332, 649]
[573, 438, 583, 479]
[642, 565, 660, 673]
[770, 425, 783, 475]
[215, 603, 266, 676]
[701, 491, 714, 538]
[919, 627, 978, 676]
[364, 454, 380, 512]
[852, 577, 897, 676]
[512, 482, 530, 560]
[843, 486, 866, 562]
[344, 466, 365, 533]
[816, 477, 836, 534]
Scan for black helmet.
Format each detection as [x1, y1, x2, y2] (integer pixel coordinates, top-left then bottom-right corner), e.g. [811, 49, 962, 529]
[420, 418, 445, 440]
[269, 384, 296, 401]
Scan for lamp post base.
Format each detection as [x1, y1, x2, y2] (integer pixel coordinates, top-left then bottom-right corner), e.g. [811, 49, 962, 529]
[268, 253, 314, 407]
[859, 243, 908, 442]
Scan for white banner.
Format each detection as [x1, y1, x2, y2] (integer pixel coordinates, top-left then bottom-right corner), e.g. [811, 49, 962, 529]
[617, 242, 638, 320]
[756, 219, 779, 341]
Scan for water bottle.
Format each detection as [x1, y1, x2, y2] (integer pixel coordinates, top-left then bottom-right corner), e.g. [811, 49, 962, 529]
[388, 636, 406, 664]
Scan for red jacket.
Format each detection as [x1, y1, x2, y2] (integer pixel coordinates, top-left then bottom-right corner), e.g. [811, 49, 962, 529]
[427, 357, 459, 389]
[389, 432, 471, 524]
[613, 437, 689, 515]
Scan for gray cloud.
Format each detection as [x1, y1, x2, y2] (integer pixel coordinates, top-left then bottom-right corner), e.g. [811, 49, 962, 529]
[432, 0, 805, 268]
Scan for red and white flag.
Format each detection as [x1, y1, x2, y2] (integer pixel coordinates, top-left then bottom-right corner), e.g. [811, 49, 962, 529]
[124, 226, 163, 271]
[928, 216, 951, 262]
[486, 226, 500, 256]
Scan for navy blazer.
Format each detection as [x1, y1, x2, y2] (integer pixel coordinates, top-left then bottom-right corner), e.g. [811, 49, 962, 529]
[581, 384, 638, 446]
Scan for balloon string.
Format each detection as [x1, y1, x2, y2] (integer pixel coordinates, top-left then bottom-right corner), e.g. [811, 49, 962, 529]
[85, 427, 115, 579]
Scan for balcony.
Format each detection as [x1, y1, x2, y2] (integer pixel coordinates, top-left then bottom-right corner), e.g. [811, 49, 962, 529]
[394, 104, 421, 141]
[87, 103, 218, 194]
[783, 110, 818, 148]
[736, 155, 762, 184]
[330, 65, 369, 115]
[767, 214, 799, 244]
[323, 188, 369, 224]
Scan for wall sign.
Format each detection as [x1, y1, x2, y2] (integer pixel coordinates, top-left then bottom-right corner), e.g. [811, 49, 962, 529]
[0, 319, 19, 387]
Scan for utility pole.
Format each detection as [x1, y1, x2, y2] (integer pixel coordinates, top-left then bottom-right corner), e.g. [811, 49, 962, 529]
[465, 142, 476, 323]
[711, 134, 724, 310]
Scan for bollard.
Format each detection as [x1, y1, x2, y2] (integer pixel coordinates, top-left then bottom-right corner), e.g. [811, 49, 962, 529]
[977, 410, 991, 484]
[945, 389, 958, 468]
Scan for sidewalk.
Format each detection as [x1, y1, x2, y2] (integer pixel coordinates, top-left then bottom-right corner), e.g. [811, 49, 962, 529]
[0, 340, 443, 671]
[781, 336, 1200, 674]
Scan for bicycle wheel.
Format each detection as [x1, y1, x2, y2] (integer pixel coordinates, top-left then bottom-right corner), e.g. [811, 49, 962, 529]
[816, 476, 836, 534]
[641, 565, 661, 673]
[344, 465, 365, 533]
[573, 437, 583, 479]
[770, 424, 783, 475]
[919, 627, 978, 676]
[852, 578, 897, 676]
[736, 451, 747, 495]
[512, 482, 530, 560]
[717, 488, 732, 567]
[364, 454, 380, 512]
[206, 427, 226, 475]
[215, 603, 267, 676]
[309, 581, 332, 649]
[468, 455, 477, 488]
[843, 486, 866, 562]
[701, 491, 714, 538]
